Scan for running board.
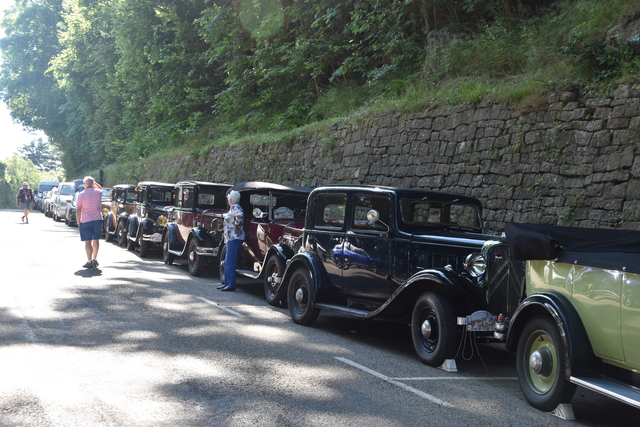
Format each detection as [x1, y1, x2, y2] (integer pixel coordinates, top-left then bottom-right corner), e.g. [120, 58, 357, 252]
[237, 269, 260, 280]
[314, 303, 371, 318]
[570, 376, 640, 409]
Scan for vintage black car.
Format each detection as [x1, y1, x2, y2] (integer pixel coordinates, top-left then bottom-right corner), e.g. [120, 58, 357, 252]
[125, 181, 174, 257]
[464, 223, 640, 415]
[162, 181, 231, 275]
[102, 184, 137, 244]
[275, 185, 497, 367]
[214, 181, 312, 305]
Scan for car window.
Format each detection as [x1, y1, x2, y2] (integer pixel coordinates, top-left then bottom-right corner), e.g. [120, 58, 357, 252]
[315, 193, 346, 229]
[60, 185, 75, 195]
[351, 194, 390, 232]
[198, 187, 228, 209]
[399, 197, 481, 231]
[182, 188, 194, 209]
[124, 190, 136, 203]
[150, 187, 173, 203]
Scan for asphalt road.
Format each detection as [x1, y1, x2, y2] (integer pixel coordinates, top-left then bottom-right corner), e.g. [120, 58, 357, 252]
[1, 210, 639, 426]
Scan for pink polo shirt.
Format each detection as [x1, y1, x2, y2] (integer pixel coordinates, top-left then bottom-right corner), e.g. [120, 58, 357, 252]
[76, 187, 103, 223]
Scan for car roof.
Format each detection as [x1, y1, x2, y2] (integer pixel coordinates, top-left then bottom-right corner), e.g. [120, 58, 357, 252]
[175, 180, 232, 188]
[231, 181, 313, 194]
[313, 184, 483, 205]
[112, 184, 136, 189]
[136, 181, 174, 188]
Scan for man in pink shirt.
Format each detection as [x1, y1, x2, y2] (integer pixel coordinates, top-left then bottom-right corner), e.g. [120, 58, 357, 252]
[76, 176, 103, 268]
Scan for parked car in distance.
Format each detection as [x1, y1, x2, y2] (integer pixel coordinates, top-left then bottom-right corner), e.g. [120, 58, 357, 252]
[43, 186, 59, 217]
[162, 181, 231, 275]
[465, 223, 640, 413]
[35, 181, 59, 211]
[64, 192, 79, 226]
[276, 184, 499, 367]
[52, 182, 77, 222]
[214, 181, 312, 306]
[126, 181, 174, 257]
[102, 184, 137, 244]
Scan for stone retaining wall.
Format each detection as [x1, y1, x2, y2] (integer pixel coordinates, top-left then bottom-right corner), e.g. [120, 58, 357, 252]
[124, 84, 640, 234]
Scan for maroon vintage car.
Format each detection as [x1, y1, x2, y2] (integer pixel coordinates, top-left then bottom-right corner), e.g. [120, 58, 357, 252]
[162, 181, 232, 276]
[215, 181, 312, 306]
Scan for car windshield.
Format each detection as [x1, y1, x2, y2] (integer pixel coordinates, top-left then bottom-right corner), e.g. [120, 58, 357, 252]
[398, 196, 481, 232]
[60, 185, 75, 195]
[248, 191, 308, 220]
[149, 187, 173, 204]
[198, 187, 228, 209]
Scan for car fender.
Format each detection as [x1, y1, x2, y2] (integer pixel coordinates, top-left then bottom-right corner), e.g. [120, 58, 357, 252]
[281, 252, 327, 305]
[258, 245, 291, 293]
[505, 292, 600, 378]
[128, 215, 139, 239]
[190, 227, 213, 247]
[105, 212, 115, 233]
[164, 223, 181, 253]
[372, 268, 475, 320]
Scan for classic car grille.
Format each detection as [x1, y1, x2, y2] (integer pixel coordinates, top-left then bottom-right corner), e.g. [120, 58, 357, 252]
[484, 243, 523, 318]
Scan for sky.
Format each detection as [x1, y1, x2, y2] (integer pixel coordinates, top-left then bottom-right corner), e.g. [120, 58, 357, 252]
[0, 0, 48, 160]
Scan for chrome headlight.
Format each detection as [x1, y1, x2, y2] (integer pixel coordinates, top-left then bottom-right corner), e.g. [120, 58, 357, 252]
[464, 253, 486, 278]
[157, 215, 168, 227]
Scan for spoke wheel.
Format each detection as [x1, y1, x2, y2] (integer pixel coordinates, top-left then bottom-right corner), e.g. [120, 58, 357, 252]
[516, 316, 576, 412]
[264, 255, 285, 307]
[104, 219, 114, 242]
[116, 221, 127, 247]
[287, 268, 320, 325]
[411, 292, 456, 367]
[188, 239, 205, 276]
[162, 233, 174, 265]
[139, 238, 149, 258]
[127, 225, 137, 251]
[218, 244, 226, 284]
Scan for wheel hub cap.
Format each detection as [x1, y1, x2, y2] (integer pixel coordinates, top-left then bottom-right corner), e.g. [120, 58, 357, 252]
[420, 319, 432, 339]
[529, 349, 553, 376]
[295, 288, 305, 304]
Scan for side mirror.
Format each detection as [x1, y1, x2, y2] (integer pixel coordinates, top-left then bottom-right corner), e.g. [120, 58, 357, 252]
[366, 209, 380, 223]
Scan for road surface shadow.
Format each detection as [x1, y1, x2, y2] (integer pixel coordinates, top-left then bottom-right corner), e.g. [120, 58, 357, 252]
[74, 268, 103, 277]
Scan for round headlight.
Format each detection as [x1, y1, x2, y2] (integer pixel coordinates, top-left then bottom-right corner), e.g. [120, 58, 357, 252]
[157, 215, 167, 227]
[464, 253, 486, 278]
[211, 217, 223, 231]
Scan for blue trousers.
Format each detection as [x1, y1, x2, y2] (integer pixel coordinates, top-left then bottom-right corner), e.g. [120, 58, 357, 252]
[224, 239, 243, 288]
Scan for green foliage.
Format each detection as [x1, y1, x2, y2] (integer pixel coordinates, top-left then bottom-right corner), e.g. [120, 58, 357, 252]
[0, 155, 62, 208]
[17, 138, 62, 172]
[0, 0, 639, 179]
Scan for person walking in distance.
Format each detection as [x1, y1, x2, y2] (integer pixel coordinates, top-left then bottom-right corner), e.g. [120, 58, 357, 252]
[16, 182, 35, 223]
[76, 176, 103, 268]
[218, 190, 245, 292]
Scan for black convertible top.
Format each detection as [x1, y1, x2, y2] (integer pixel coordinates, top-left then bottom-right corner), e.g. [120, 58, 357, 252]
[505, 222, 640, 274]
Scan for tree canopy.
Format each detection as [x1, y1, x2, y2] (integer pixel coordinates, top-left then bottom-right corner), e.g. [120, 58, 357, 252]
[1, 0, 635, 177]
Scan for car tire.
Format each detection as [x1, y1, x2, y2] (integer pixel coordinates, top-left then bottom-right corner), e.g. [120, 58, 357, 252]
[116, 221, 127, 247]
[104, 220, 114, 242]
[411, 292, 457, 367]
[218, 244, 226, 284]
[516, 316, 577, 412]
[64, 216, 69, 225]
[162, 233, 174, 265]
[288, 268, 320, 325]
[139, 238, 149, 258]
[127, 226, 137, 251]
[264, 254, 285, 307]
[187, 239, 205, 277]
